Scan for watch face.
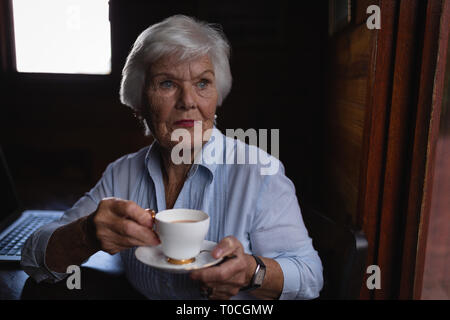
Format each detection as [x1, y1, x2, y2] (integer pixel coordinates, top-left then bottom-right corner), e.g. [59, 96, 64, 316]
[254, 267, 266, 286]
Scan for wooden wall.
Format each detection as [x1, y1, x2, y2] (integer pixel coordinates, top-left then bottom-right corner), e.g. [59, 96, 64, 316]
[321, 0, 448, 300]
[319, 1, 377, 226]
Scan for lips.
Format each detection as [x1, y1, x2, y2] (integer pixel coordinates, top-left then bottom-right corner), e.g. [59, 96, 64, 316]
[174, 119, 196, 127]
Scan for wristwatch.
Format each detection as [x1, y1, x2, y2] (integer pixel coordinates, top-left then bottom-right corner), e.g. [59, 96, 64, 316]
[240, 255, 266, 291]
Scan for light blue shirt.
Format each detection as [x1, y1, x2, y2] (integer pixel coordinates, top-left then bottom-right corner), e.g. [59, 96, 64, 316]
[21, 127, 323, 299]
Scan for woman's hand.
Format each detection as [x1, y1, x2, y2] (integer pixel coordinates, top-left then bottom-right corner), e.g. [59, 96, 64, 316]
[189, 236, 256, 300]
[46, 197, 159, 273]
[90, 197, 160, 254]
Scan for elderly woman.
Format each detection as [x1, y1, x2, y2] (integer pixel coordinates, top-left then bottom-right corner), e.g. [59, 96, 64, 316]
[21, 15, 323, 300]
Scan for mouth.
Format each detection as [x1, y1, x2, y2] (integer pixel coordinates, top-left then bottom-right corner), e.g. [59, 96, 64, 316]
[174, 119, 196, 128]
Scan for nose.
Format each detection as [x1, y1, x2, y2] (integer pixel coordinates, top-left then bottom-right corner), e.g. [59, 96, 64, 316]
[176, 82, 197, 109]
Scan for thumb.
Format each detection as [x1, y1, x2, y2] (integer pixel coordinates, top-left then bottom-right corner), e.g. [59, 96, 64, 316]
[212, 236, 240, 259]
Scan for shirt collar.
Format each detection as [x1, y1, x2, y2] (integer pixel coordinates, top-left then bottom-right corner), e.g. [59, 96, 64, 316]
[144, 126, 223, 182]
[192, 126, 223, 179]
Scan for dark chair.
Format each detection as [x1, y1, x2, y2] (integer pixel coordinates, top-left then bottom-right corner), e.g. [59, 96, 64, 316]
[302, 206, 368, 299]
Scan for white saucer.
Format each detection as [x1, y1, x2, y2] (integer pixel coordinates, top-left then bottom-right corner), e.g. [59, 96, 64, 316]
[135, 240, 223, 274]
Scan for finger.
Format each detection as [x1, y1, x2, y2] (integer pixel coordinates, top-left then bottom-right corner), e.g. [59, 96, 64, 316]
[212, 236, 243, 259]
[110, 233, 149, 250]
[191, 254, 245, 284]
[113, 200, 154, 228]
[118, 219, 160, 246]
[99, 232, 144, 254]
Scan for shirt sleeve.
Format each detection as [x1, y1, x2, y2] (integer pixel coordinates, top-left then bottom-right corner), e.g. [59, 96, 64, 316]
[249, 163, 324, 300]
[20, 163, 115, 283]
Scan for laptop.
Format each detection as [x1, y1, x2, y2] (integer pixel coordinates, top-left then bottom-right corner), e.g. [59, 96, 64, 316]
[0, 146, 64, 261]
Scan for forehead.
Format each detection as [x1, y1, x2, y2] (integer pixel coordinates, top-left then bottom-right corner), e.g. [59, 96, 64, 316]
[149, 54, 214, 78]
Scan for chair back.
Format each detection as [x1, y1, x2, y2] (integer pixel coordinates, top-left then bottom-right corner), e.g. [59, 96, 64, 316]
[302, 207, 368, 299]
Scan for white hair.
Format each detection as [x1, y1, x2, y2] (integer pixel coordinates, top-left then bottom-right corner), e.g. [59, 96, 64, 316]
[119, 14, 232, 133]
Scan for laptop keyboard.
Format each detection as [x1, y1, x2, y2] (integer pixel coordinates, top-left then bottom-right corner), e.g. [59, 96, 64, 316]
[0, 216, 58, 256]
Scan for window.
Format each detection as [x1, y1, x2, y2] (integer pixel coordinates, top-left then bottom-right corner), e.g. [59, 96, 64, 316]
[12, 0, 111, 74]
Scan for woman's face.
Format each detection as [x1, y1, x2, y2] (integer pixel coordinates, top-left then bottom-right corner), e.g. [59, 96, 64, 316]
[144, 54, 218, 152]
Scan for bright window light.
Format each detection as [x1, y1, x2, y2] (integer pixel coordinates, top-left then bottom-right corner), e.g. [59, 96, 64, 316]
[12, 0, 111, 74]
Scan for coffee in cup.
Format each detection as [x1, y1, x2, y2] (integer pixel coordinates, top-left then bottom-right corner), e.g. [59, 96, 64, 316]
[152, 209, 209, 265]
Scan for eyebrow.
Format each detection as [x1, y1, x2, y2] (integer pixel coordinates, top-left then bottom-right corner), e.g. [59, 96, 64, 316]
[150, 69, 215, 80]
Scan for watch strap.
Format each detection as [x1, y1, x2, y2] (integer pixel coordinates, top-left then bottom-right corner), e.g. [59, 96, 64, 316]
[240, 255, 266, 292]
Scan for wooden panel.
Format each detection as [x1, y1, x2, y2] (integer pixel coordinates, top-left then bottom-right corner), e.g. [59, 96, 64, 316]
[357, 0, 447, 300]
[356, 0, 448, 299]
[329, 99, 365, 146]
[321, 3, 398, 298]
[420, 1, 450, 299]
[330, 25, 373, 78]
[401, 0, 449, 299]
[328, 164, 360, 222]
[323, 22, 374, 225]
[356, 0, 398, 299]
[374, 0, 424, 299]
[333, 78, 369, 105]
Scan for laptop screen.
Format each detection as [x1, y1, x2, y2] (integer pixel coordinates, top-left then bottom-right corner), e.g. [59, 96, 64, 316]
[0, 147, 21, 220]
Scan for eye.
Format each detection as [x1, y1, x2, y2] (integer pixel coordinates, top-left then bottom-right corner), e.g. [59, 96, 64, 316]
[197, 79, 210, 89]
[159, 80, 174, 89]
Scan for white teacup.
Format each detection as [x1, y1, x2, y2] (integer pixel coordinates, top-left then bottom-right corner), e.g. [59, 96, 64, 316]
[153, 209, 210, 265]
